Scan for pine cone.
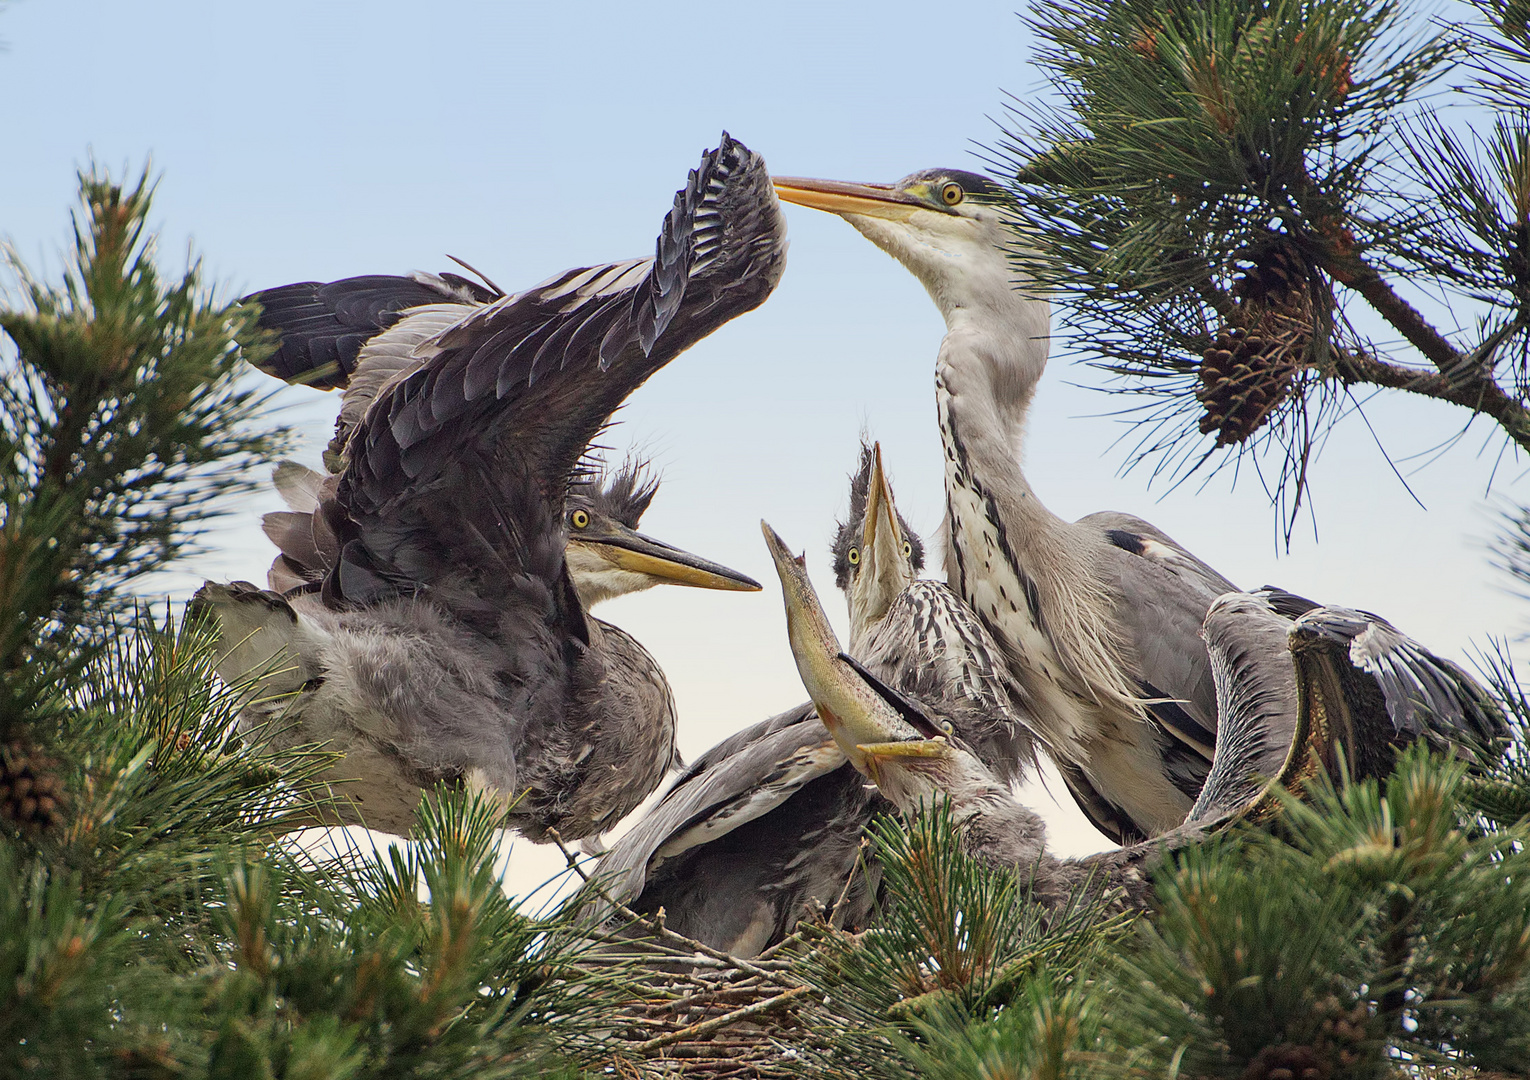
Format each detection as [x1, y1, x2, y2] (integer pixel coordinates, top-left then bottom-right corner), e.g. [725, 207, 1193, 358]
[1231, 246, 1306, 308]
[0, 739, 67, 832]
[1196, 328, 1297, 446]
[1315, 995, 1377, 1068]
[1239, 1043, 1329, 1080]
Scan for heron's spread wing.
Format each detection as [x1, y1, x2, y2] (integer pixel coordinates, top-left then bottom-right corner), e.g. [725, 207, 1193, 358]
[1192, 593, 1504, 828]
[583, 702, 840, 913]
[324, 134, 785, 618]
[246, 272, 499, 390]
[1289, 606, 1506, 764]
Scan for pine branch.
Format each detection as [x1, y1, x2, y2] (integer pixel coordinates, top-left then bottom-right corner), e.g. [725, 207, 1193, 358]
[993, 0, 1530, 519]
[0, 164, 291, 733]
[1334, 340, 1530, 438]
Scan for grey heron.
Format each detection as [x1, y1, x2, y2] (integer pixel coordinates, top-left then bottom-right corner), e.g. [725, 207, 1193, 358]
[242, 266, 754, 608]
[1187, 588, 1505, 823]
[765, 544, 1503, 910]
[582, 442, 1033, 956]
[196, 134, 786, 841]
[762, 513, 1161, 910]
[775, 168, 1494, 844]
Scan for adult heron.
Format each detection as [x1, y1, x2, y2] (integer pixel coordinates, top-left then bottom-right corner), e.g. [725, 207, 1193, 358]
[764, 540, 1504, 909]
[773, 168, 1275, 843]
[197, 134, 786, 841]
[584, 442, 1033, 955]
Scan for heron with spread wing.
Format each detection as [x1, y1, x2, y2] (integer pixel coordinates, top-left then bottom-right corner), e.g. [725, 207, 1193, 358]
[197, 134, 786, 841]
[772, 168, 1500, 844]
[584, 442, 1034, 956]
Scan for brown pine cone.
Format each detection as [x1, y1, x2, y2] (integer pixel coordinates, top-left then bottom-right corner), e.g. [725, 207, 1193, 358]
[0, 740, 67, 831]
[1196, 328, 1299, 445]
[1239, 1043, 1329, 1080]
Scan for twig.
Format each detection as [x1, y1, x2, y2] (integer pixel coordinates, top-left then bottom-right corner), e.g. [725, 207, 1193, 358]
[635, 985, 813, 1054]
[1318, 247, 1530, 448]
[648, 984, 776, 1017]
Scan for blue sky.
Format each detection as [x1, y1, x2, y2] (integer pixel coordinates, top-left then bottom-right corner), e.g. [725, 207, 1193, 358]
[4, 0, 1523, 878]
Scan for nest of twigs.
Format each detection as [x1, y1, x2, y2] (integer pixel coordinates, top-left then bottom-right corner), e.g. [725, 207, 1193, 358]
[550, 833, 830, 1078]
[593, 932, 814, 1079]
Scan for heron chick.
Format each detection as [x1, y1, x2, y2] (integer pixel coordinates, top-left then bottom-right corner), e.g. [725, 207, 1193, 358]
[765, 546, 1505, 912]
[583, 443, 1031, 956]
[764, 516, 1167, 910]
[199, 134, 786, 841]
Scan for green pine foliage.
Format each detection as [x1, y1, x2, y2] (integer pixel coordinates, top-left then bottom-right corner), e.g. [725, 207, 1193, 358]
[2, 604, 606, 1078]
[781, 743, 1530, 1079]
[1108, 745, 1530, 1074]
[0, 166, 288, 732]
[1460, 644, 1530, 829]
[785, 805, 1133, 1079]
[187, 795, 593, 1080]
[1, 169, 606, 1079]
[996, 0, 1530, 535]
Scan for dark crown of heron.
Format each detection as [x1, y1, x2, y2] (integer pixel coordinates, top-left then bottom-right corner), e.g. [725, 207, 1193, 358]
[896, 167, 1008, 206]
[568, 458, 660, 529]
[831, 442, 926, 591]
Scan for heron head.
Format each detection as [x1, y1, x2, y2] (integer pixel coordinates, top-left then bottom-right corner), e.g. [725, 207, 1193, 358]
[773, 168, 1020, 320]
[764, 519, 959, 782]
[831, 441, 924, 650]
[565, 464, 760, 607]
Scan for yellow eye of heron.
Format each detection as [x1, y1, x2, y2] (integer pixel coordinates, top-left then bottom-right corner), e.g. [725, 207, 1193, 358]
[571, 509, 590, 529]
[902, 540, 913, 558]
[941, 720, 954, 735]
[847, 547, 860, 566]
[940, 182, 964, 206]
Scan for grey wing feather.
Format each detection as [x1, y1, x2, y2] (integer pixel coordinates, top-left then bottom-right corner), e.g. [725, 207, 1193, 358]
[263, 463, 341, 592]
[332, 303, 478, 464]
[245, 271, 498, 389]
[332, 134, 786, 614]
[582, 702, 838, 913]
[1290, 606, 1507, 760]
[1085, 511, 1238, 743]
[1190, 591, 1301, 823]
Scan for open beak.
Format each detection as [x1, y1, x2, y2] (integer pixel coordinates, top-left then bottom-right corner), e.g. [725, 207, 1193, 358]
[850, 442, 915, 642]
[577, 522, 760, 592]
[762, 519, 934, 773]
[772, 176, 924, 221]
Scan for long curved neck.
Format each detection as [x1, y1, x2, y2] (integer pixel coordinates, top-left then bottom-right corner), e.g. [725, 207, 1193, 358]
[934, 292, 1062, 549]
[934, 280, 1142, 721]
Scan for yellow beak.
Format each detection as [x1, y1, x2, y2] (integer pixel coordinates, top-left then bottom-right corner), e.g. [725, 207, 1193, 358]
[772, 176, 925, 221]
[574, 521, 760, 592]
[761, 519, 930, 773]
